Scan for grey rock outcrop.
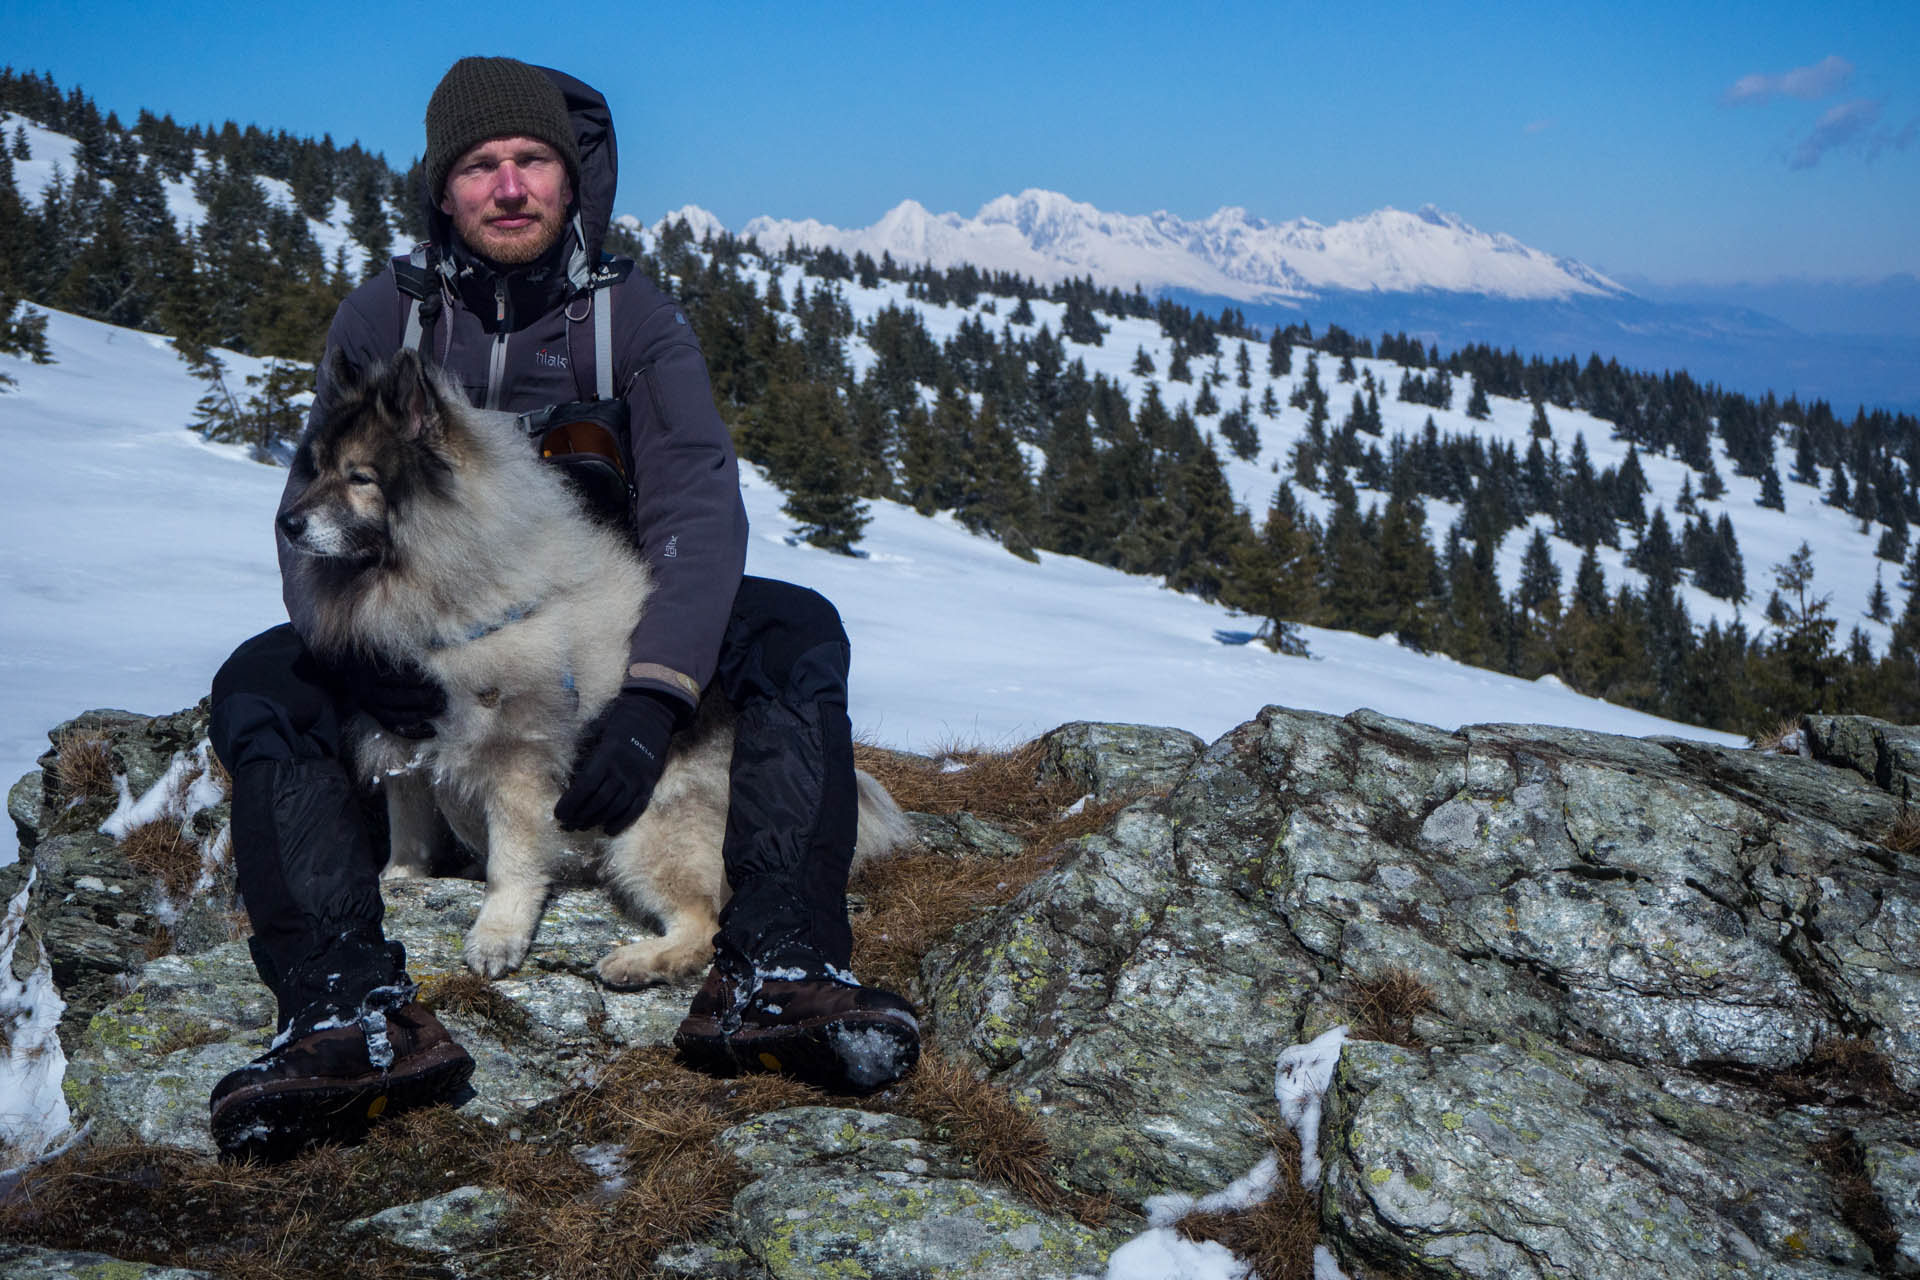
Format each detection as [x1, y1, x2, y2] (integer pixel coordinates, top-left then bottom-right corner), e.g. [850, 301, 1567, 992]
[668, 1106, 1119, 1279]
[0, 1244, 214, 1278]
[9, 703, 1918, 1279]
[5, 705, 237, 1048]
[928, 706, 1920, 1277]
[344, 1184, 513, 1272]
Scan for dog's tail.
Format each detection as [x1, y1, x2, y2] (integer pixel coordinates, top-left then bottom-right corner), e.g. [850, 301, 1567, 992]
[851, 769, 915, 870]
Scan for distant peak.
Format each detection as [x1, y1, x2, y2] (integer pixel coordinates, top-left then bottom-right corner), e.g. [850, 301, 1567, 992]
[706, 190, 1624, 302]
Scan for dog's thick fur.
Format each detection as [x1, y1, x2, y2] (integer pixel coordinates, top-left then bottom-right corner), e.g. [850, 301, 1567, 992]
[278, 350, 911, 985]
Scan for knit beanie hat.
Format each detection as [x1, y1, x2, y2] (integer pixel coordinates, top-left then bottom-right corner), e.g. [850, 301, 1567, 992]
[425, 57, 582, 199]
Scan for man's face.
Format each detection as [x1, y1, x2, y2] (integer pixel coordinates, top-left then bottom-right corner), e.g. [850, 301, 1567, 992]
[438, 135, 573, 265]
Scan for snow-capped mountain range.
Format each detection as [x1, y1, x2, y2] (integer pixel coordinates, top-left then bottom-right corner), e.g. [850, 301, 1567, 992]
[638, 190, 1626, 304]
[628, 193, 1918, 414]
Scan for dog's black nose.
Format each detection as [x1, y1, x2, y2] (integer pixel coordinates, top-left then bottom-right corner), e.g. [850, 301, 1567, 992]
[277, 511, 307, 541]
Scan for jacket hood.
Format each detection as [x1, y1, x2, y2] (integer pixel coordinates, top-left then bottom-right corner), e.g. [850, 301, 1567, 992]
[420, 65, 618, 292]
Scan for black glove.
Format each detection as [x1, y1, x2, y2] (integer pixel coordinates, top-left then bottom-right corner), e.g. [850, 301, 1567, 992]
[327, 650, 447, 739]
[554, 690, 681, 836]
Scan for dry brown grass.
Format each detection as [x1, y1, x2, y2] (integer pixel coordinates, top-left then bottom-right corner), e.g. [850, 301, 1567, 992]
[140, 925, 176, 962]
[1812, 1129, 1901, 1273]
[417, 969, 532, 1039]
[1796, 1037, 1909, 1107]
[854, 737, 1082, 829]
[1882, 807, 1920, 855]
[850, 787, 1137, 999]
[152, 1020, 230, 1056]
[1176, 1121, 1321, 1280]
[1341, 967, 1438, 1049]
[0, 1048, 834, 1280]
[503, 1046, 823, 1278]
[118, 818, 202, 897]
[848, 733, 1147, 998]
[1714, 1035, 1915, 1111]
[203, 748, 233, 800]
[886, 1045, 1106, 1225]
[50, 728, 115, 802]
[1749, 717, 1805, 754]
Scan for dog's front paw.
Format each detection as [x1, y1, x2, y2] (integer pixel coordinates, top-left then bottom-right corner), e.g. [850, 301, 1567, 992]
[380, 861, 430, 882]
[596, 937, 711, 990]
[464, 920, 533, 978]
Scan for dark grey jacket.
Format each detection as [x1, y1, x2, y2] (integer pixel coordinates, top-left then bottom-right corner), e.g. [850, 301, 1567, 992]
[278, 70, 748, 714]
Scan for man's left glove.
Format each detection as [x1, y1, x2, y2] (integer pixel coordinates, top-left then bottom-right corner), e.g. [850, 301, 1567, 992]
[554, 690, 682, 836]
[326, 651, 447, 740]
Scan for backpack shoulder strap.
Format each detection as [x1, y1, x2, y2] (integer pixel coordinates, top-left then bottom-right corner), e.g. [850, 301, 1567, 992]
[394, 246, 440, 355]
[573, 255, 636, 400]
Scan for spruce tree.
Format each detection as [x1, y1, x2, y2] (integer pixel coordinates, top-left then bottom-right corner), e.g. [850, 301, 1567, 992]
[1441, 522, 1506, 669]
[1628, 507, 1679, 591]
[1824, 462, 1850, 510]
[1132, 345, 1155, 377]
[1374, 495, 1441, 649]
[1267, 332, 1292, 377]
[1700, 459, 1726, 501]
[1757, 463, 1785, 511]
[1529, 396, 1551, 439]
[1165, 437, 1250, 600]
[1319, 473, 1379, 631]
[1868, 568, 1891, 623]
[1756, 543, 1841, 717]
[1517, 529, 1563, 622]
[1234, 482, 1320, 654]
[1465, 378, 1491, 420]
[1235, 341, 1252, 388]
[954, 396, 1037, 557]
[1573, 546, 1609, 617]
[1219, 396, 1259, 462]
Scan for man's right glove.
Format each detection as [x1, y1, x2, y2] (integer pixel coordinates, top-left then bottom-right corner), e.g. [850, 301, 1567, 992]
[326, 651, 447, 739]
[554, 690, 681, 836]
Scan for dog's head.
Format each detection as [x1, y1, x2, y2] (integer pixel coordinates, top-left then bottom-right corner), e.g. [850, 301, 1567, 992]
[278, 350, 461, 562]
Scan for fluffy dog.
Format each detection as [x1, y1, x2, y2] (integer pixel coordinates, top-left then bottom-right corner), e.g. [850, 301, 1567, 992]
[276, 350, 910, 985]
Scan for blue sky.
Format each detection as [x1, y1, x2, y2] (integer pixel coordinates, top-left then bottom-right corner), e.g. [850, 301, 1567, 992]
[7, 0, 1916, 284]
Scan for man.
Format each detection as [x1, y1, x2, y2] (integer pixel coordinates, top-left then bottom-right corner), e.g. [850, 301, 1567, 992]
[205, 57, 918, 1162]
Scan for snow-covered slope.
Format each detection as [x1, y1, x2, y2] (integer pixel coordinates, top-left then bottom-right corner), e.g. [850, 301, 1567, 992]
[0, 303, 1757, 830]
[715, 190, 1626, 302]
[1, 111, 394, 279]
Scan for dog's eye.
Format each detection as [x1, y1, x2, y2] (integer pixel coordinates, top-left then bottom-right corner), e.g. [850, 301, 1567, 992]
[348, 469, 378, 486]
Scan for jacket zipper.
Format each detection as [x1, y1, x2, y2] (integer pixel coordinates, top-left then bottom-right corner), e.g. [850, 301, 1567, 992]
[486, 278, 510, 410]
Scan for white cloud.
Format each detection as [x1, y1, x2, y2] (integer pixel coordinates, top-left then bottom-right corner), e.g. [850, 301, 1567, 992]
[1788, 97, 1915, 169]
[1723, 54, 1853, 105]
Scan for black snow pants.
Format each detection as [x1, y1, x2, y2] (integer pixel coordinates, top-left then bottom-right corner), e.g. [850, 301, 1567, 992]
[208, 576, 859, 1035]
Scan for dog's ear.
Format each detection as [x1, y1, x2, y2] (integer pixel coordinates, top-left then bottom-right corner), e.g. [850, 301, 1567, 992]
[385, 349, 445, 444]
[324, 347, 365, 401]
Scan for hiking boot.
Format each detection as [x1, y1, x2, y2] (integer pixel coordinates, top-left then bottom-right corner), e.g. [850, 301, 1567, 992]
[674, 965, 920, 1093]
[209, 1001, 474, 1163]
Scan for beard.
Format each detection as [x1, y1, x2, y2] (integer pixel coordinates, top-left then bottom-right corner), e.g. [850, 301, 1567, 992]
[455, 207, 567, 266]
